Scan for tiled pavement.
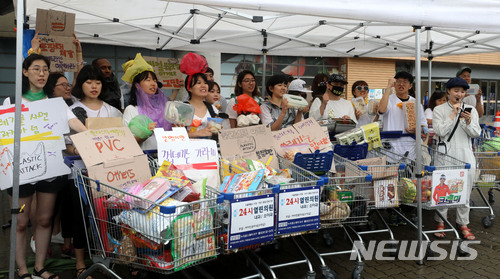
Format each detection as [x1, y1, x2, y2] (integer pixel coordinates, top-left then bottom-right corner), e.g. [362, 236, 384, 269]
[1, 188, 500, 279]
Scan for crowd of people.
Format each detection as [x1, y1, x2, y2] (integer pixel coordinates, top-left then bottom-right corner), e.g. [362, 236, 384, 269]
[6, 32, 483, 279]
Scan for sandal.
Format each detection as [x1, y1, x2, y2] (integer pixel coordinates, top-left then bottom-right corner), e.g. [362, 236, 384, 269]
[76, 268, 93, 279]
[18, 273, 32, 279]
[434, 224, 446, 239]
[459, 226, 476, 240]
[32, 268, 57, 279]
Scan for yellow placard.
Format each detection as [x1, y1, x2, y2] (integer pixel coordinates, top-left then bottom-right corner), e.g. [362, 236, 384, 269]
[361, 122, 381, 151]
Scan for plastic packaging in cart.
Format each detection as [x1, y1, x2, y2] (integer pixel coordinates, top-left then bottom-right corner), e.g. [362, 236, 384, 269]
[402, 101, 416, 131]
[164, 101, 195, 126]
[401, 178, 417, 203]
[219, 169, 265, 193]
[283, 94, 308, 109]
[351, 97, 367, 114]
[336, 128, 365, 145]
[367, 99, 379, 116]
[128, 114, 154, 139]
[207, 117, 223, 133]
[282, 143, 310, 161]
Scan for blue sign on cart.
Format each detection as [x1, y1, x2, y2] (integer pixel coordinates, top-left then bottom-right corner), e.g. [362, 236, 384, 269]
[277, 186, 320, 235]
[228, 194, 275, 249]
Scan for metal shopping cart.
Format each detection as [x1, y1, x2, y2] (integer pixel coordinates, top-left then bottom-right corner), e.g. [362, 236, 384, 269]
[291, 150, 372, 279]
[471, 129, 500, 228]
[65, 154, 222, 278]
[218, 155, 322, 279]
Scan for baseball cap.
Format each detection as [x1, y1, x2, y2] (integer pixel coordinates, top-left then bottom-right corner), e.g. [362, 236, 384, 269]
[328, 74, 348, 84]
[456, 67, 472, 77]
[288, 79, 312, 93]
[394, 71, 414, 83]
[446, 77, 470, 90]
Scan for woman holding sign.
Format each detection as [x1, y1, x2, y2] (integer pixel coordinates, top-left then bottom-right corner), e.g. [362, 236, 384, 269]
[3, 54, 88, 279]
[432, 77, 481, 240]
[122, 53, 172, 150]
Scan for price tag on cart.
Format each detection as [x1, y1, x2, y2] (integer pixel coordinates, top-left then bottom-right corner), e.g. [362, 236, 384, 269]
[228, 194, 275, 249]
[277, 186, 320, 235]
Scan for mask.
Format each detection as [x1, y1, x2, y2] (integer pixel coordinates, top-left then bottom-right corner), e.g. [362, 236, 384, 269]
[331, 86, 344, 96]
[318, 85, 327, 94]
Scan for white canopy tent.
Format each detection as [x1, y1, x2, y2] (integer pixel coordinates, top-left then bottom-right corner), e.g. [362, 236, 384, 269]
[9, 1, 500, 278]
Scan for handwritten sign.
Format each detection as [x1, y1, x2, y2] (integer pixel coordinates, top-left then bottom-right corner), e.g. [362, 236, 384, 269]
[228, 195, 275, 249]
[431, 169, 470, 207]
[38, 35, 78, 72]
[277, 186, 320, 235]
[143, 56, 183, 89]
[154, 127, 189, 143]
[36, 9, 75, 37]
[0, 98, 70, 189]
[219, 124, 278, 169]
[273, 118, 332, 156]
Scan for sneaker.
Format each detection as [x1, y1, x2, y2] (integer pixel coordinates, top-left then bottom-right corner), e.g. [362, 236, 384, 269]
[61, 245, 75, 259]
[51, 232, 64, 244]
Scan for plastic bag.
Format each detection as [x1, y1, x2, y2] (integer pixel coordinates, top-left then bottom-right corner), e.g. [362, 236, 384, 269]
[233, 94, 261, 114]
[128, 114, 153, 139]
[180, 52, 207, 76]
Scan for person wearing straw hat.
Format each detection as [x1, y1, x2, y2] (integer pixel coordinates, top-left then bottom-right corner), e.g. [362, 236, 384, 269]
[432, 77, 481, 240]
[122, 53, 173, 150]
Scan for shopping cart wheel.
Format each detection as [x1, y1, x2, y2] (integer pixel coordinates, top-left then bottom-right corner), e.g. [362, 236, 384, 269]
[351, 262, 364, 279]
[488, 189, 495, 204]
[321, 266, 338, 279]
[482, 216, 494, 228]
[457, 240, 470, 257]
[304, 270, 316, 279]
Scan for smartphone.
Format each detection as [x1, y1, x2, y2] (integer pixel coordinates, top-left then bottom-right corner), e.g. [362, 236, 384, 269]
[463, 107, 472, 113]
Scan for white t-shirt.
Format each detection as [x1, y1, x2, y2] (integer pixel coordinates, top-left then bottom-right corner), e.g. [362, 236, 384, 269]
[122, 105, 157, 151]
[69, 100, 123, 118]
[309, 97, 358, 124]
[186, 105, 219, 132]
[463, 94, 483, 108]
[379, 94, 427, 161]
[424, 108, 433, 120]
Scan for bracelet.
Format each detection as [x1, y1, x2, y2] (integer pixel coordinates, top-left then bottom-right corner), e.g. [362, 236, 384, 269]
[76, 51, 82, 54]
[27, 48, 41, 55]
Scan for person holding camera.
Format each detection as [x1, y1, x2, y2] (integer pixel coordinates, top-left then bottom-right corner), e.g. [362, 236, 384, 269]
[432, 77, 481, 240]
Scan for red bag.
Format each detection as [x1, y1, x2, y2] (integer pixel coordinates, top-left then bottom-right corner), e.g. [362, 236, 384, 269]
[180, 53, 207, 90]
[233, 94, 261, 114]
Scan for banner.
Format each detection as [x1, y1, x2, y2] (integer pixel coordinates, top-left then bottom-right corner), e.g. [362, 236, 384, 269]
[143, 56, 183, 89]
[0, 98, 70, 189]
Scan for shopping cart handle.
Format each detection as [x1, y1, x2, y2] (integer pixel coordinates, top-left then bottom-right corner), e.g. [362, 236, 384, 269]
[399, 163, 406, 170]
[465, 163, 471, 169]
[425, 166, 435, 172]
[222, 192, 234, 201]
[217, 195, 225, 204]
[365, 174, 373, 182]
[143, 149, 157, 156]
[64, 155, 82, 167]
[159, 205, 176, 214]
[316, 177, 326, 187]
[272, 185, 281, 193]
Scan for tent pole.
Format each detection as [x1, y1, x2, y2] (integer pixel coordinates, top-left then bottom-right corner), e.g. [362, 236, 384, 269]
[261, 52, 267, 98]
[10, 0, 25, 278]
[428, 59, 432, 100]
[414, 25, 424, 266]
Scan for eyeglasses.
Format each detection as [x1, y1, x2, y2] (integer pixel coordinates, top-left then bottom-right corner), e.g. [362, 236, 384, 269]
[29, 67, 50, 74]
[356, 86, 369, 91]
[56, 83, 72, 89]
[395, 80, 410, 85]
[242, 79, 256, 83]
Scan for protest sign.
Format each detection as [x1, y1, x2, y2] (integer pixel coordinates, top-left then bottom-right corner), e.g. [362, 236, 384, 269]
[36, 9, 78, 72]
[219, 124, 278, 169]
[272, 118, 332, 156]
[430, 169, 470, 207]
[154, 127, 189, 143]
[86, 117, 123, 129]
[143, 56, 183, 89]
[0, 98, 70, 189]
[70, 127, 151, 193]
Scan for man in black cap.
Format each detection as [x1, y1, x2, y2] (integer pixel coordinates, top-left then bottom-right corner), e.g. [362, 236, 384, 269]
[309, 73, 357, 123]
[456, 67, 484, 117]
[378, 71, 427, 158]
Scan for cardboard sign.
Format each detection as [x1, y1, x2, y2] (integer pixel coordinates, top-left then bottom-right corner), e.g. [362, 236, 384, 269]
[430, 169, 470, 207]
[272, 118, 332, 156]
[219, 124, 278, 169]
[86, 117, 123, 129]
[0, 98, 70, 189]
[154, 127, 189, 143]
[143, 56, 183, 89]
[38, 35, 78, 72]
[36, 9, 75, 37]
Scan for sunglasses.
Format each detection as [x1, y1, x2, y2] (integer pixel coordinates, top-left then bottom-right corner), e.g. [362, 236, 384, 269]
[356, 86, 369, 91]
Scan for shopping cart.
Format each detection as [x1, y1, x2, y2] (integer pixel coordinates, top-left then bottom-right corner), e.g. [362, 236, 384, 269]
[65, 154, 222, 278]
[471, 133, 500, 228]
[218, 155, 322, 279]
[292, 150, 372, 279]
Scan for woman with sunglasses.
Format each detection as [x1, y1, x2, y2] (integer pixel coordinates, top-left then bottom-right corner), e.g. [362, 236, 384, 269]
[351, 80, 378, 127]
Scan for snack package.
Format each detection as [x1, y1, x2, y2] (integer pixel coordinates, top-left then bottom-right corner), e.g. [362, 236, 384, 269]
[368, 100, 379, 116]
[336, 128, 365, 145]
[164, 101, 195, 126]
[283, 94, 308, 109]
[401, 177, 416, 203]
[135, 177, 172, 204]
[351, 97, 367, 114]
[220, 169, 265, 193]
[207, 117, 223, 133]
[281, 143, 310, 161]
[403, 101, 416, 131]
[155, 160, 200, 202]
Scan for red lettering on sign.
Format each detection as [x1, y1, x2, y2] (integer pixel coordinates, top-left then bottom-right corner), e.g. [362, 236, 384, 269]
[95, 139, 124, 153]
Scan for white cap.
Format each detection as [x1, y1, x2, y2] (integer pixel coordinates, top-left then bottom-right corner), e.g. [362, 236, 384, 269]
[288, 79, 312, 93]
